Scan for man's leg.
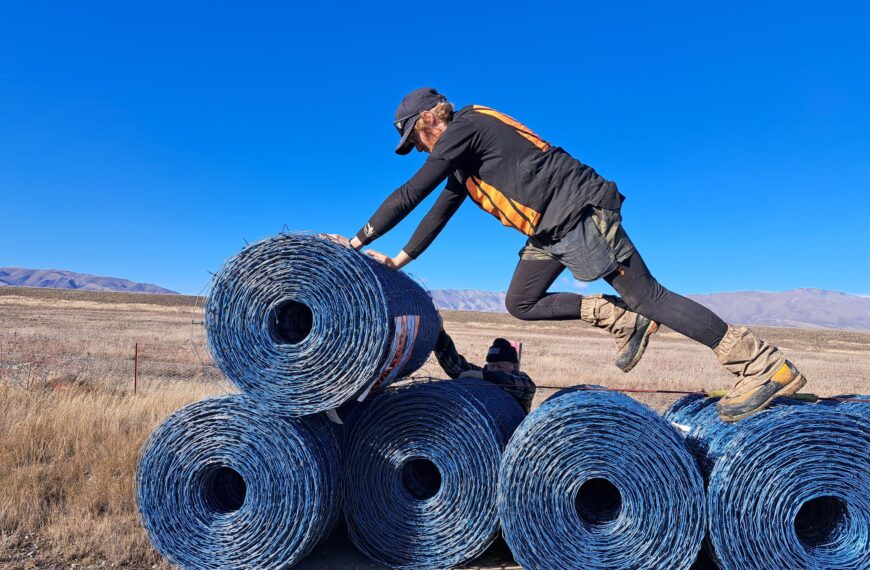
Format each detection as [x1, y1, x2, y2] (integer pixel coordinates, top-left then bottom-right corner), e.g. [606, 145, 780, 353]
[603, 251, 727, 348]
[505, 257, 580, 320]
[526, 208, 658, 371]
[605, 250, 806, 421]
[505, 253, 656, 371]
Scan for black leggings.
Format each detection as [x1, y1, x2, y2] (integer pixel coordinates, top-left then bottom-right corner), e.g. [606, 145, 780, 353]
[504, 250, 728, 348]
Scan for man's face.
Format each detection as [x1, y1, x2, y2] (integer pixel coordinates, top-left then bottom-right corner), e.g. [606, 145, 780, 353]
[409, 130, 428, 153]
[485, 361, 519, 373]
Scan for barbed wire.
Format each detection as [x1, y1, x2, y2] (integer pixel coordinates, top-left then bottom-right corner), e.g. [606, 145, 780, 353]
[665, 394, 870, 568]
[136, 394, 341, 568]
[1, 325, 866, 403]
[499, 387, 706, 569]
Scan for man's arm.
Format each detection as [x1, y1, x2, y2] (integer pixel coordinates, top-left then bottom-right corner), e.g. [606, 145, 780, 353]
[353, 156, 452, 248]
[481, 370, 536, 414]
[434, 327, 482, 379]
[401, 176, 466, 259]
[356, 178, 466, 269]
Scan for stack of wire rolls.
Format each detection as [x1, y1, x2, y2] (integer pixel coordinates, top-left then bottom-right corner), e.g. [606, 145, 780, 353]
[665, 394, 870, 570]
[498, 388, 707, 570]
[204, 233, 440, 415]
[135, 394, 342, 569]
[342, 378, 525, 569]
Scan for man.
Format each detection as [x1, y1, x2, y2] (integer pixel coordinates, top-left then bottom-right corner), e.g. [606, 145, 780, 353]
[434, 328, 535, 414]
[341, 87, 806, 422]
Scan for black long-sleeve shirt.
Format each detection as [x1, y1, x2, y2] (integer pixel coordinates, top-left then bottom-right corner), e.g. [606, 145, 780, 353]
[356, 105, 624, 258]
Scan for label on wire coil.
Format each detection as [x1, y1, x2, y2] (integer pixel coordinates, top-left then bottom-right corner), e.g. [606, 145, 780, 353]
[356, 315, 420, 402]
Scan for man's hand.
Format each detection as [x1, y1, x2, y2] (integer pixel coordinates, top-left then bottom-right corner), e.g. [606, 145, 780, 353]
[364, 249, 399, 269]
[364, 249, 412, 270]
[458, 370, 484, 380]
[322, 234, 351, 247]
[321, 234, 364, 251]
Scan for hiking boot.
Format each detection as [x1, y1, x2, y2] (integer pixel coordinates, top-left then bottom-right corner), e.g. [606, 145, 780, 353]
[616, 316, 659, 372]
[716, 360, 807, 422]
[712, 325, 807, 422]
[580, 294, 658, 372]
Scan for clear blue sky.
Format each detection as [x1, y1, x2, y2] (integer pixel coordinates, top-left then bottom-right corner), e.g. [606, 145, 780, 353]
[2, 2, 868, 296]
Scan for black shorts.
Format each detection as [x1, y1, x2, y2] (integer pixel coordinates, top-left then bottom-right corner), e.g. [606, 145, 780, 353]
[520, 207, 636, 282]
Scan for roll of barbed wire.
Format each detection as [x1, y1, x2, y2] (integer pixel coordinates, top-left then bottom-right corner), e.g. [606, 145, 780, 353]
[205, 233, 440, 415]
[136, 394, 341, 569]
[664, 394, 805, 479]
[666, 394, 870, 570]
[342, 378, 525, 569]
[665, 394, 741, 480]
[498, 388, 706, 570]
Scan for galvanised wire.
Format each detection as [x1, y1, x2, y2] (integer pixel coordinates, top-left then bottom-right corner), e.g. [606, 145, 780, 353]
[204, 233, 439, 415]
[664, 395, 805, 480]
[666, 395, 870, 570]
[135, 394, 342, 569]
[498, 388, 706, 570]
[342, 378, 525, 570]
[822, 393, 870, 415]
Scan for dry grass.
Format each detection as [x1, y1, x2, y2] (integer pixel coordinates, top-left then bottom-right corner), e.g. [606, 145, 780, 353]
[0, 289, 215, 391]
[0, 382, 225, 568]
[0, 289, 232, 568]
[0, 288, 868, 568]
[429, 310, 870, 411]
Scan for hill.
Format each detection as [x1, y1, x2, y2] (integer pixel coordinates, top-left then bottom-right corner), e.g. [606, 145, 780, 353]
[430, 288, 870, 331]
[0, 267, 177, 295]
[3, 267, 868, 330]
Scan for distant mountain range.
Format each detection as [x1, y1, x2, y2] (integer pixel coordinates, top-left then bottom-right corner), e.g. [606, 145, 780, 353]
[430, 288, 870, 331]
[0, 267, 178, 295]
[2, 267, 868, 330]
[430, 289, 508, 313]
[685, 289, 870, 331]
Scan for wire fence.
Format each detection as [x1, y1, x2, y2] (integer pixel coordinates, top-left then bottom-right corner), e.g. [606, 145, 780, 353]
[0, 327, 224, 393]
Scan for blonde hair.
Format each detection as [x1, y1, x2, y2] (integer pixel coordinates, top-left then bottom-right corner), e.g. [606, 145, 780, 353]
[414, 102, 454, 134]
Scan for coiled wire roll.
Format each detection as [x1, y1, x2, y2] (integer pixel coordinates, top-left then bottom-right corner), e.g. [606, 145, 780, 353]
[499, 388, 706, 570]
[205, 233, 440, 415]
[666, 395, 870, 570]
[342, 378, 525, 569]
[136, 394, 341, 569]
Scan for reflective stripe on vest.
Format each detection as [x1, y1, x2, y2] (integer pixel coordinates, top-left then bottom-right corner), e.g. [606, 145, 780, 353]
[466, 176, 540, 236]
[472, 105, 551, 152]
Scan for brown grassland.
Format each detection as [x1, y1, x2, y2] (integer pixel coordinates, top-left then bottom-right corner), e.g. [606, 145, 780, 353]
[0, 286, 868, 568]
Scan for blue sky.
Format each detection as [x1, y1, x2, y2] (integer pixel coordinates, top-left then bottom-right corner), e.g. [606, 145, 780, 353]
[1, 2, 868, 296]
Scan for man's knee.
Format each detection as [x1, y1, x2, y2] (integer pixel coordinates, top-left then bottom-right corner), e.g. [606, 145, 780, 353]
[505, 293, 535, 320]
[619, 277, 669, 317]
[619, 287, 647, 314]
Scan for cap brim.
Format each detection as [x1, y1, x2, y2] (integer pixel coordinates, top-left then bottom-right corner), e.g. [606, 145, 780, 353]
[394, 117, 418, 155]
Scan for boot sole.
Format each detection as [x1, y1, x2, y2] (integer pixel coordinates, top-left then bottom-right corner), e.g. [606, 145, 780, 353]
[719, 373, 808, 423]
[619, 321, 659, 373]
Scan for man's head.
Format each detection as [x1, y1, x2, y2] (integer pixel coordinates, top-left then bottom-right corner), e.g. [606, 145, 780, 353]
[393, 87, 453, 155]
[485, 338, 519, 372]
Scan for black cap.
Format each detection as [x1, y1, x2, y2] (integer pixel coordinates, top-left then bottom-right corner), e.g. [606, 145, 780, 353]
[486, 338, 518, 364]
[393, 87, 447, 155]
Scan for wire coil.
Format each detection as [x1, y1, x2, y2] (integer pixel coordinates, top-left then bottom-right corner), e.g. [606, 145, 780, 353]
[205, 233, 439, 415]
[666, 395, 870, 570]
[135, 394, 341, 569]
[498, 388, 706, 570]
[342, 378, 525, 569]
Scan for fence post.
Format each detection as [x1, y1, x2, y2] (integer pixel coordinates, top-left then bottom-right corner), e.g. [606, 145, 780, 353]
[134, 343, 139, 395]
